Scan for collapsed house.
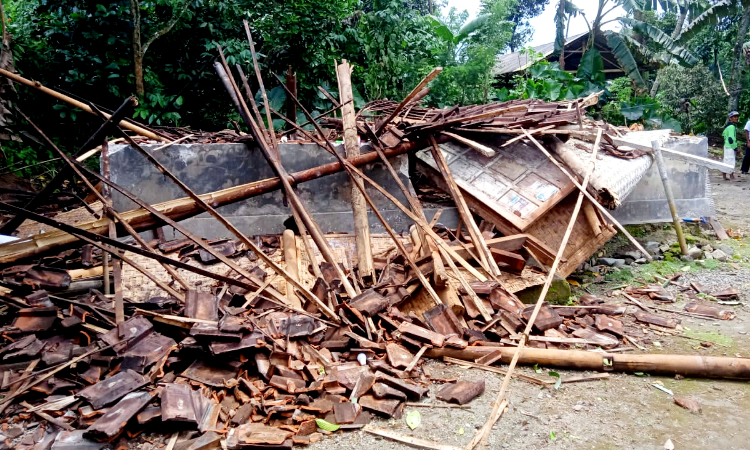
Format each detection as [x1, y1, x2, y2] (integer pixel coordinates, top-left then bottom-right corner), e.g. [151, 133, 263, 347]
[0, 45, 742, 450]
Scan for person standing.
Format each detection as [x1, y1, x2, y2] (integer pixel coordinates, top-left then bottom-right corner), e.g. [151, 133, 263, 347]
[742, 115, 750, 175]
[722, 111, 740, 180]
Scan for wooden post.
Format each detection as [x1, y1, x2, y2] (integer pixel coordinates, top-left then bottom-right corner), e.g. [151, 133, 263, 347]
[652, 140, 688, 255]
[336, 59, 374, 281]
[102, 139, 124, 327]
[282, 229, 302, 309]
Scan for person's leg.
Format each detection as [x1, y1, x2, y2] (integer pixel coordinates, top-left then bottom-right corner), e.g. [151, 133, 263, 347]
[742, 147, 750, 174]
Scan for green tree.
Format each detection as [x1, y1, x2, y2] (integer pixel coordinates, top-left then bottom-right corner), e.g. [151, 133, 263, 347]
[427, 1, 516, 106]
[129, 0, 191, 98]
[507, 0, 549, 51]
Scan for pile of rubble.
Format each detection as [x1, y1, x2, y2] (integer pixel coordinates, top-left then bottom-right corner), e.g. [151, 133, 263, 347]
[0, 25, 747, 450]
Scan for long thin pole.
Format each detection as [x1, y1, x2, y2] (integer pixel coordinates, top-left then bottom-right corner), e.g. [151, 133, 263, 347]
[652, 140, 688, 255]
[0, 69, 162, 141]
[523, 130, 652, 260]
[214, 46, 358, 300]
[465, 129, 602, 450]
[15, 109, 191, 296]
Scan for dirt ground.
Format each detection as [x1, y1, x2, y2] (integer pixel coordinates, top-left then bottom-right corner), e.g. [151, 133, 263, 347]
[302, 168, 750, 450]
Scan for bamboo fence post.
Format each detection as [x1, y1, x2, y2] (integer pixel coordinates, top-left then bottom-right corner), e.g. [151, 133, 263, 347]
[652, 140, 688, 255]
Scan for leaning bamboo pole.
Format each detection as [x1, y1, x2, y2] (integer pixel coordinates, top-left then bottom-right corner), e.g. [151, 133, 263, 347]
[0, 68, 164, 141]
[0, 138, 436, 263]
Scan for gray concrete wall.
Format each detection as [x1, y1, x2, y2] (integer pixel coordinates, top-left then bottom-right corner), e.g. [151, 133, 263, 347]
[612, 135, 714, 224]
[108, 142, 443, 239]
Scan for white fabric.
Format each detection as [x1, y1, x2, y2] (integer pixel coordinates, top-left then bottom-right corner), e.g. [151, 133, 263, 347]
[723, 145, 736, 174]
[744, 120, 750, 133]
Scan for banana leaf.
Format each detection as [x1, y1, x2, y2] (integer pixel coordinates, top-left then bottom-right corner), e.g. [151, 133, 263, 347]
[621, 17, 699, 66]
[604, 31, 646, 89]
[677, 0, 735, 45]
[455, 14, 491, 43]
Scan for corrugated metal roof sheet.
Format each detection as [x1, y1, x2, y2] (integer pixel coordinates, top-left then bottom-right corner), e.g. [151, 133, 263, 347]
[494, 32, 588, 75]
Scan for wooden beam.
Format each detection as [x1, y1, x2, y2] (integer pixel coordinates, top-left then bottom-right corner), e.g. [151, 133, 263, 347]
[375, 67, 442, 134]
[429, 136, 501, 278]
[441, 132, 495, 157]
[337, 59, 374, 280]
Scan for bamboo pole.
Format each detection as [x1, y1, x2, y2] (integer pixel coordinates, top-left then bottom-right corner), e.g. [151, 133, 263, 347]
[652, 140, 688, 255]
[429, 135, 500, 278]
[465, 129, 601, 450]
[0, 138, 435, 264]
[15, 110, 190, 299]
[273, 74, 444, 309]
[522, 130, 652, 260]
[375, 67, 442, 134]
[216, 44, 358, 300]
[427, 346, 750, 380]
[0, 68, 162, 141]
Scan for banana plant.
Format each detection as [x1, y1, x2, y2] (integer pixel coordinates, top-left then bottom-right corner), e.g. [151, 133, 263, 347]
[555, 0, 738, 91]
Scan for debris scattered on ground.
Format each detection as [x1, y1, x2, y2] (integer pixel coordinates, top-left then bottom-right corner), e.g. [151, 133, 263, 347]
[0, 25, 745, 450]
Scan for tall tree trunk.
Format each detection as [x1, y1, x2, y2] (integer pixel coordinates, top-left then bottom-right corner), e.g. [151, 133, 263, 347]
[557, 0, 566, 70]
[133, 52, 145, 99]
[130, 0, 145, 99]
[0, 0, 17, 143]
[129, 0, 188, 99]
[650, 7, 688, 98]
[728, 5, 750, 112]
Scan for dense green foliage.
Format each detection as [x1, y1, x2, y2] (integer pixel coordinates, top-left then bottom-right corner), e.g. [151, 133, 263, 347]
[4, 0, 750, 184]
[1, 0, 546, 178]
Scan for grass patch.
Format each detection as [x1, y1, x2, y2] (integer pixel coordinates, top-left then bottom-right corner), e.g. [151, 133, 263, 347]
[636, 260, 692, 282]
[682, 329, 734, 347]
[624, 225, 648, 238]
[604, 268, 635, 283]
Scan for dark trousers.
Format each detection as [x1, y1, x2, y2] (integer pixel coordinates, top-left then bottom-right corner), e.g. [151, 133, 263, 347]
[743, 146, 750, 173]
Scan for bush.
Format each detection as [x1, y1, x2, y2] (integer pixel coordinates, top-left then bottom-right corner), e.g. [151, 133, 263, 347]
[656, 64, 726, 137]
